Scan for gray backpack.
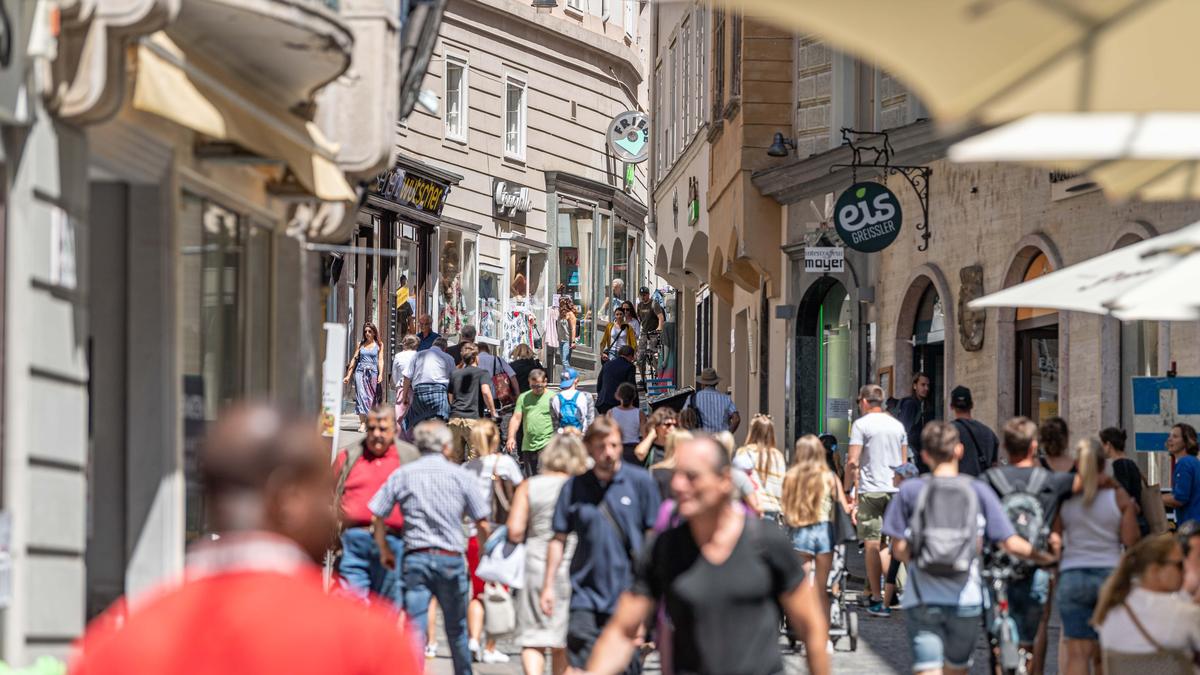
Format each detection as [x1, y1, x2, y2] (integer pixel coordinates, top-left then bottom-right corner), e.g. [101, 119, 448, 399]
[910, 476, 981, 577]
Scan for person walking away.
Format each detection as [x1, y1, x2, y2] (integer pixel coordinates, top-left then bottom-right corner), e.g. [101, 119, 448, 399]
[557, 294, 578, 371]
[633, 408, 678, 467]
[846, 384, 908, 617]
[1094, 534, 1200, 673]
[608, 383, 644, 465]
[583, 436, 832, 675]
[678, 407, 699, 431]
[1039, 417, 1074, 472]
[509, 344, 544, 395]
[552, 368, 594, 432]
[447, 324, 479, 366]
[648, 430, 694, 501]
[344, 322, 384, 432]
[686, 368, 740, 434]
[895, 372, 934, 472]
[392, 335, 420, 437]
[597, 345, 637, 415]
[70, 405, 421, 675]
[1163, 423, 1200, 525]
[541, 418, 661, 674]
[403, 336, 455, 430]
[1055, 438, 1140, 675]
[463, 420, 524, 663]
[783, 434, 850, 618]
[416, 314, 442, 351]
[599, 308, 637, 365]
[947, 386, 998, 477]
[368, 420, 492, 675]
[508, 369, 556, 477]
[448, 343, 499, 462]
[507, 435, 590, 675]
[733, 414, 787, 522]
[333, 407, 419, 611]
[1100, 427, 1149, 535]
[882, 421, 1048, 675]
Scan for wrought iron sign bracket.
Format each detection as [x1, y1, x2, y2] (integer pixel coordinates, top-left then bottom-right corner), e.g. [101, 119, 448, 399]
[830, 128, 934, 252]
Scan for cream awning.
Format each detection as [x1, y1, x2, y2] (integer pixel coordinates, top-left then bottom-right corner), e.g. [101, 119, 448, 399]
[133, 33, 356, 203]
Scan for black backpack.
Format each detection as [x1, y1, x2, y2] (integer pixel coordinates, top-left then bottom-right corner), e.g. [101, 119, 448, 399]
[909, 476, 981, 577]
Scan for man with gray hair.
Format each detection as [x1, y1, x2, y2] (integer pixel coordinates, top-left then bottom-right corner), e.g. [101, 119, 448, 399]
[370, 420, 491, 674]
[845, 383, 908, 617]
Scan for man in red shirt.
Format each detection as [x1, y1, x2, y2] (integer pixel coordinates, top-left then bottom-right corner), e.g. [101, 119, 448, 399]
[333, 405, 418, 609]
[70, 404, 422, 675]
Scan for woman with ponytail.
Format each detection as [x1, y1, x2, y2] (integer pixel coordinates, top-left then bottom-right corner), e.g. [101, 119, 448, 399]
[782, 435, 849, 616]
[1095, 534, 1200, 672]
[1055, 438, 1141, 675]
[734, 414, 787, 522]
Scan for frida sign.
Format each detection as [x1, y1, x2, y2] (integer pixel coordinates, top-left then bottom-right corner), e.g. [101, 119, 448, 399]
[834, 182, 903, 253]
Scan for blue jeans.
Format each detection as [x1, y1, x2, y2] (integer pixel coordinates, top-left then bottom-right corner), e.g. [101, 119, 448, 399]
[405, 551, 472, 675]
[906, 604, 984, 672]
[338, 528, 404, 611]
[1058, 567, 1112, 640]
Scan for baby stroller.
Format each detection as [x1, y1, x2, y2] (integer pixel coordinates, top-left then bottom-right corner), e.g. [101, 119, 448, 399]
[826, 537, 859, 652]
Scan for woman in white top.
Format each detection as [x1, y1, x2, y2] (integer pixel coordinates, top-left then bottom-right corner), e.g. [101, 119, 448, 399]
[1054, 438, 1140, 675]
[734, 414, 788, 521]
[607, 382, 644, 465]
[463, 420, 524, 664]
[391, 334, 420, 438]
[1095, 534, 1200, 674]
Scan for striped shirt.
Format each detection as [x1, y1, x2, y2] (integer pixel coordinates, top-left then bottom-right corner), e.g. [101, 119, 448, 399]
[368, 453, 490, 552]
[689, 387, 738, 433]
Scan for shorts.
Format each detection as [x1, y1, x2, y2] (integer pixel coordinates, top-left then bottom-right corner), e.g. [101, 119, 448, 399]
[790, 521, 833, 556]
[1057, 567, 1112, 640]
[856, 492, 893, 541]
[906, 604, 983, 673]
[1004, 568, 1050, 645]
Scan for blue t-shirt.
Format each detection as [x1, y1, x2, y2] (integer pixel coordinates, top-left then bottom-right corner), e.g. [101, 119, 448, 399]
[552, 463, 661, 613]
[1172, 455, 1200, 524]
[882, 476, 1016, 609]
[416, 331, 441, 351]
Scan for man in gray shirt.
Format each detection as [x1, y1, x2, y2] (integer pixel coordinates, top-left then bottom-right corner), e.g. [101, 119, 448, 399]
[370, 420, 490, 675]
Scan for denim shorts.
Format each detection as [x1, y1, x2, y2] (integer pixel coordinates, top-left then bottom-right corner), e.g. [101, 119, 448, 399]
[906, 604, 983, 672]
[790, 522, 833, 556]
[1057, 567, 1112, 640]
[1004, 568, 1050, 645]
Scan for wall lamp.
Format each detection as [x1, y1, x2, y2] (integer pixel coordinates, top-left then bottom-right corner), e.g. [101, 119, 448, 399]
[531, 0, 558, 8]
[767, 132, 796, 157]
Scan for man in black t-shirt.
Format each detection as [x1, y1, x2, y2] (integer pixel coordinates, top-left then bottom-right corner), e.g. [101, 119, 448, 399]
[583, 436, 831, 675]
[446, 343, 496, 461]
[895, 372, 934, 471]
[948, 386, 999, 476]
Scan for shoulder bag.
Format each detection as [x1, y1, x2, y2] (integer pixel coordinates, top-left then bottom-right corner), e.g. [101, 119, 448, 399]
[476, 525, 526, 589]
[483, 581, 517, 635]
[952, 419, 990, 474]
[490, 457, 518, 524]
[1101, 601, 1193, 675]
[1140, 472, 1170, 535]
[490, 356, 516, 410]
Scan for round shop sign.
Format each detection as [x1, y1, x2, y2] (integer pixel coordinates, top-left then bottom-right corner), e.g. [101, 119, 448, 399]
[833, 181, 903, 253]
[607, 111, 650, 163]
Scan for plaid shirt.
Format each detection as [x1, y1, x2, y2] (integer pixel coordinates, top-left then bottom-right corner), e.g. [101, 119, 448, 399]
[369, 453, 489, 552]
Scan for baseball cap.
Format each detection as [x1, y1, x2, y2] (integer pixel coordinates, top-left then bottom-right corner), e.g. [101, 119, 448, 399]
[639, 286, 651, 294]
[560, 368, 579, 388]
[950, 385, 973, 409]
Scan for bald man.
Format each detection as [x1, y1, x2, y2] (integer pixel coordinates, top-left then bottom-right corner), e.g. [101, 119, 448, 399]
[71, 404, 420, 675]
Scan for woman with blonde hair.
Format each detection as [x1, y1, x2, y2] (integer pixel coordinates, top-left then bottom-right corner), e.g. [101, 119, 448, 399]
[783, 435, 850, 614]
[1055, 438, 1140, 675]
[507, 434, 589, 675]
[649, 430, 694, 500]
[734, 414, 788, 522]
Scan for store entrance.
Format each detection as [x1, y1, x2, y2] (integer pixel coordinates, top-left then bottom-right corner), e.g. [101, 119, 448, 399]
[911, 286, 946, 417]
[796, 277, 853, 450]
[1013, 252, 1059, 423]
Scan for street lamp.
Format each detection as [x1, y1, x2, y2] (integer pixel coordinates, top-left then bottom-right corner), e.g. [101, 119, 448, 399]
[767, 132, 796, 157]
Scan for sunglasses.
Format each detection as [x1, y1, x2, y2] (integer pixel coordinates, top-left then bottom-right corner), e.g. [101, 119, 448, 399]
[661, 421, 678, 428]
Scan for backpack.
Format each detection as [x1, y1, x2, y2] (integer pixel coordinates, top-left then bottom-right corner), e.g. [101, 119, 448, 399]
[557, 391, 583, 429]
[909, 476, 981, 577]
[986, 467, 1050, 576]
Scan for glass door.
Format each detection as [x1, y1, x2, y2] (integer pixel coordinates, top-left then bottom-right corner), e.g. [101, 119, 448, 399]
[1017, 326, 1059, 423]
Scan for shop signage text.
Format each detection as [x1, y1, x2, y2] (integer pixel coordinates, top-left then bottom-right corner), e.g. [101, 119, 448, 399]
[804, 246, 845, 274]
[375, 168, 449, 215]
[607, 111, 650, 164]
[834, 181, 903, 253]
[493, 179, 533, 224]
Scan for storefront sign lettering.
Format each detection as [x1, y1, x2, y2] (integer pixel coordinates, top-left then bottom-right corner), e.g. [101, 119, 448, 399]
[834, 182, 903, 253]
[804, 246, 844, 274]
[493, 179, 533, 223]
[375, 167, 449, 215]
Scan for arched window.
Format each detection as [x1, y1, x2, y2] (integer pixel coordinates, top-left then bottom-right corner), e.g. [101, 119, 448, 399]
[1015, 252, 1058, 422]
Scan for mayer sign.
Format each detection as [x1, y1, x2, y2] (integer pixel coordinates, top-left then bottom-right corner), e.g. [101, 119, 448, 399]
[834, 182, 902, 253]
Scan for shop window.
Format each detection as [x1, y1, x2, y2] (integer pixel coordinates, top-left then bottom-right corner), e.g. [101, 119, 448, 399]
[437, 228, 477, 339]
[1015, 252, 1059, 423]
[611, 222, 636, 311]
[505, 74, 527, 160]
[595, 211, 613, 327]
[507, 247, 548, 356]
[444, 54, 468, 142]
[696, 288, 712, 373]
[479, 268, 503, 343]
[557, 199, 596, 347]
[392, 222, 420, 343]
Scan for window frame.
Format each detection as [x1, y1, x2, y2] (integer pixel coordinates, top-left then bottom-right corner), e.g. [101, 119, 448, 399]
[624, 0, 637, 39]
[442, 52, 469, 143]
[503, 72, 528, 161]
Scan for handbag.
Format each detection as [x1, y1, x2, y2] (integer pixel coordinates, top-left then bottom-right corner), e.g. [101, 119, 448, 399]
[490, 459, 518, 524]
[483, 582, 517, 635]
[1101, 602, 1194, 675]
[830, 499, 858, 545]
[490, 356, 516, 408]
[1140, 473, 1170, 535]
[476, 527, 526, 589]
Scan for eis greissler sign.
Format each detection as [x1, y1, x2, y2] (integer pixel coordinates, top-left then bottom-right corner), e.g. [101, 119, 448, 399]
[834, 181, 902, 253]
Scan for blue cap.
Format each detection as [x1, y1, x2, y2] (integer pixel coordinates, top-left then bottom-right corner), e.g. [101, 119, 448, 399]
[560, 368, 579, 388]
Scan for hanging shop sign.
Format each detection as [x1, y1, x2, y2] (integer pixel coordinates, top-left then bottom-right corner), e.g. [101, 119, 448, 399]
[375, 167, 450, 215]
[834, 181, 903, 253]
[607, 111, 650, 164]
[688, 176, 700, 225]
[804, 246, 845, 274]
[493, 179, 533, 224]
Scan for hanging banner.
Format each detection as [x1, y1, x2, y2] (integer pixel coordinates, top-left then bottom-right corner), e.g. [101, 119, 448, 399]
[321, 323, 348, 460]
[834, 181, 903, 253]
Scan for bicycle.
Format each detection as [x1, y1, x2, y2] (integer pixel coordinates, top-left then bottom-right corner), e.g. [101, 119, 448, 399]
[636, 329, 663, 390]
[981, 559, 1027, 675]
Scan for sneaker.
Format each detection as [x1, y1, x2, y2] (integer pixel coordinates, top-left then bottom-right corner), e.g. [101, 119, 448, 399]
[424, 642, 438, 659]
[482, 650, 510, 664]
[866, 600, 892, 618]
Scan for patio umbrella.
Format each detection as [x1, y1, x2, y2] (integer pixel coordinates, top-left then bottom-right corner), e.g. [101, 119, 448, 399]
[738, 0, 1200, 126]
[948, 112, 1200, 200]
[967, 220, 1200, 321]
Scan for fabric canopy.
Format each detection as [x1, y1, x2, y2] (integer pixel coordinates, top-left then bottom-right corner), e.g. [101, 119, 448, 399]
[133, 33, 355, 203]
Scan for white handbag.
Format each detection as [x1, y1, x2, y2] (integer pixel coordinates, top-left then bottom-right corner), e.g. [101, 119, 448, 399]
[476, 537, 526, 589]
[483, 582, 516, 636]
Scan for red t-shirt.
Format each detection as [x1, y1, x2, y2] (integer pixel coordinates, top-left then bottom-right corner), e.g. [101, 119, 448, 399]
[334, 444, 404, 530]
[71, 569, 422, 675]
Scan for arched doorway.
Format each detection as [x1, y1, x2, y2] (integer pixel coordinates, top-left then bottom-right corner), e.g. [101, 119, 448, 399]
[1015, 252, 1059, 423]
[796, 277, 853, 447]
[912, 286, 946, 416]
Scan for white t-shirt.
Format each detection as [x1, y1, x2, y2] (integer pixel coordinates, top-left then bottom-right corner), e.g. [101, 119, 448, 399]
[392, 350, 416, 387]
[464, 454, 524, 529]
[849, 411, 908, 494]
[404, 348, 455, 385]
[1097, 586, 1200, 656]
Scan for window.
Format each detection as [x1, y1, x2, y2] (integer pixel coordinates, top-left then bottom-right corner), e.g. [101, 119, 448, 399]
[504, 74, 527, 159]
[668, 35, 678, 163]
[654, 61, 663, 178]
[696, 287, 712, 373]
[600, 0, 610, 19]
[557, 198, 597, 347]
[730, 13, 742, 100]
[506, 247, 548, 355]
[479, 268, 503, 343]
[694, 3, 707, 124]
[566, 0, 582, 12]
[681, 19, 692, 141]
[444, 54, 468, 141]
[436, 228, 477, 339]
[711, 9, 725, 122]
[624, 0, 637, 39]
